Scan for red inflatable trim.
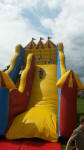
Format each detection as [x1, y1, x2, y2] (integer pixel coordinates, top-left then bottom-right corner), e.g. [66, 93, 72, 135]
[0, 140, 62, 150]
[59, 74, 77, 137]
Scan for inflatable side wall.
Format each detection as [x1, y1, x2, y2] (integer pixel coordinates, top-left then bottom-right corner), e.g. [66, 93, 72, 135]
[9, 54, 35, 124]
[57, 43, 84, 137]
[0, 53, 35, 133]
[56, 70, 84, 137]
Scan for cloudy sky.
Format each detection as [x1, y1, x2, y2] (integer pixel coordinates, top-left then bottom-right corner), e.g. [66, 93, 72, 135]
[0, 0, 84, 83]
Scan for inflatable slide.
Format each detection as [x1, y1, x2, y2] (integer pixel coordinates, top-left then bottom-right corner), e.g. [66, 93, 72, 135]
[0, 39, 83, 150]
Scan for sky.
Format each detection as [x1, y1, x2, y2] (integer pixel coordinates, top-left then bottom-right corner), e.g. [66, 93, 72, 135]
[0, 0, 84, 84]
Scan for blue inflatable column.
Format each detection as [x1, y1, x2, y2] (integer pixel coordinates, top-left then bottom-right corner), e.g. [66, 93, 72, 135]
[57, 44, 61, 136]
[0, 88, 9, 135]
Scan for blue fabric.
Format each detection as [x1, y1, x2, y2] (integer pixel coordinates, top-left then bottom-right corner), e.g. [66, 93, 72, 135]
[8, 45, 25, 84]
[0, 88, 9, 135]
[57, 44, 61, 136]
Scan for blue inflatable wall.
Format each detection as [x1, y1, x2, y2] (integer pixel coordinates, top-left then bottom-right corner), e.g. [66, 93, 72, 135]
[0, 88, 9, 135]
[8, 45, 25, 84]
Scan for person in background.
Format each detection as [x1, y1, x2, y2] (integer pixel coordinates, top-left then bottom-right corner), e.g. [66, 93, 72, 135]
[65, 115, 84, 150]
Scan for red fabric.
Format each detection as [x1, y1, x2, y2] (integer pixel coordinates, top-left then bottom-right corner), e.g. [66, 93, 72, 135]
[71, 146, 76, 150]
[0, 140, 61, 150]
[59, 73, 77, 137]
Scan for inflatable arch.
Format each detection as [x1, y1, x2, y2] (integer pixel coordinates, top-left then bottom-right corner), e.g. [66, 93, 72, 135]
[0, 39, 83, 149]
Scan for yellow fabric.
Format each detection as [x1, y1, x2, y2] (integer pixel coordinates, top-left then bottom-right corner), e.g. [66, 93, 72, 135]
[58, 43, 66, 75]
[6, 64, 58, 142]
[68, 72, 73, 88]
[25, 40, 56, 65]
[18, 53, 34, 92]
[5, 45, 20, 74]
[73, 71, 84, 90]
[56, 70, 84, 90]
[56, 70, 70, 88]
[0, 72, 16, 90]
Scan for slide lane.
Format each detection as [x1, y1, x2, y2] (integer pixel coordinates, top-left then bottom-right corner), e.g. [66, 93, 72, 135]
[27, 64, 59, 140]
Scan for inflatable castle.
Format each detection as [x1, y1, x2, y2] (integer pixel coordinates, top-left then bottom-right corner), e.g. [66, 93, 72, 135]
[0, 38, 84, 149]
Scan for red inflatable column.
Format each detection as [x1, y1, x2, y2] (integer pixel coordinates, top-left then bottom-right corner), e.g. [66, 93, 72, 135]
[59, 74, 77, 137]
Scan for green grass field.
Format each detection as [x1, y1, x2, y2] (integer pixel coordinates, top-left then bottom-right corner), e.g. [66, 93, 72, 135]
[61, 98, 84, 150]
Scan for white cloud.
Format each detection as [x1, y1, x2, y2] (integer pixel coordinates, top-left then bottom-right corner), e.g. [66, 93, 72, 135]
[0, 1, 43, 69]
[44, 0, 64, 9]
[40, 0, 84, 83]
[41, 18, 55, 30]
[1, 0, 40, 10]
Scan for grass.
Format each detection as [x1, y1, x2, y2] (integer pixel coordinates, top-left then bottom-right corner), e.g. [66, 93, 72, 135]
[61, 98, 84, 150]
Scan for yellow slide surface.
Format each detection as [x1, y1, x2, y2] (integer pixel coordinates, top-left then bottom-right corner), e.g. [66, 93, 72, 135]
[28, 64, 58, 110]
[6, 64, 59, 142]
